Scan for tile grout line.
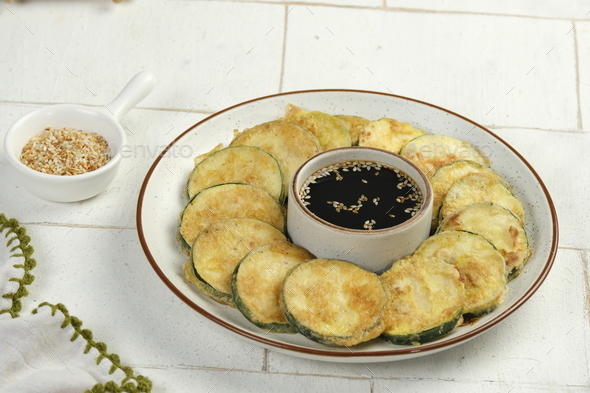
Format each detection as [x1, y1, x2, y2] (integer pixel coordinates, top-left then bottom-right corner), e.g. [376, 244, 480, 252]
[579, 250, 590, 391]
[559, 246, 590, 252]
[485, 125, 587, 134]
[573, 22, 584, 131]
[0, 100, 216, 116]
[133, 364, 590, 389]
[263, 349, 269, 372]
[18, 222, 135, 231]
[0, 104, 583, 134]
[135, 364, 372, 381]
[193, 0, 590, 22]
[278, 3, 290, 93]
[383, 6, 590, 22]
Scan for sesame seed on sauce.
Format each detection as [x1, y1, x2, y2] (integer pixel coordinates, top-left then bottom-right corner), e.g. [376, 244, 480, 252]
[299, 160, 423, 230]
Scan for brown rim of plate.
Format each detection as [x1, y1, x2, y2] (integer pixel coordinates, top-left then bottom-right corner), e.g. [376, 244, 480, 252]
[290, 146, 433, 234]
[136, 89, 559, 359]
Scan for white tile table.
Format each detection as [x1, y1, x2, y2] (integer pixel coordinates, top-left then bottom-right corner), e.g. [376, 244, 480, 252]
[1, 1, 588, 392]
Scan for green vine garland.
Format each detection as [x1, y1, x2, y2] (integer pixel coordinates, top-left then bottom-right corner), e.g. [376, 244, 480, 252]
[1, 215, 152, 392]
[32, 303, 153, 393]
[0, 213, 36, 318]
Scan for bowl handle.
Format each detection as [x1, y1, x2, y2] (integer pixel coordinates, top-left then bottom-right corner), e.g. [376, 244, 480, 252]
[102, 71, 156, 122]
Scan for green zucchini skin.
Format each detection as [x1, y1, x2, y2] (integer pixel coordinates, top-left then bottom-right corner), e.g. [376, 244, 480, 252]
[185, 145, 285, 203]
[379, 256, 465, 346]
[281, 310, 344, 346]
[279, 259, 387, 347]
[176, 225, 192, 255]
[230, 241, 314, 335]
[429, 160, 509, 232]
[232, 280, 297, 334]
[380, 310, 463, 346]
[437, 202, 530, 280]
[177, 183, 286, 256]
[192, 263, 235, 306]
[413, 230, 508, 317]
[440, 173, 525, 224]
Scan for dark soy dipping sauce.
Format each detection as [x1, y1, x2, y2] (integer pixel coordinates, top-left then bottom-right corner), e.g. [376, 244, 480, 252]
[299, 161, 423, 231]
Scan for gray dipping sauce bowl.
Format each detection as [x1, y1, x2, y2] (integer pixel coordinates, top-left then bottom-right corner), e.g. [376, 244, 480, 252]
[287, 147, 433, 273]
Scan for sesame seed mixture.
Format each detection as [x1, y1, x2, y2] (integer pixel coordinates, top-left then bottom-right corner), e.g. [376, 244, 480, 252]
[299, 160, 423, 230]
[20, 127, 111, 176]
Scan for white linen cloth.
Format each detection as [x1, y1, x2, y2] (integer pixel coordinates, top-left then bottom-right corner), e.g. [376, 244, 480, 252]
[0, 215, 151, 393]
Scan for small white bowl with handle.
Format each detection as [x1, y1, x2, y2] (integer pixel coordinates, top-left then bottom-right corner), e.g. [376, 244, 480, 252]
[3, 71, 155, 202]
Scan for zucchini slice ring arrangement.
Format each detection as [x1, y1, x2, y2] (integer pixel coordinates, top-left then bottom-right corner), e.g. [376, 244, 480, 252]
[190, 218, 286, 307]
[359, 118, 425, 154]
[232, 240, 315, 333]
[413, 231, 508, 317]
[280, 258, 387, 346]
[380, 256, 465, 345]
[438, 202, 531, 280]
[175, 104, 534, 347]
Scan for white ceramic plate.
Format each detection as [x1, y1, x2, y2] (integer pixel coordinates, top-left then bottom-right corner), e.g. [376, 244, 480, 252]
[137, 90, 558, 362]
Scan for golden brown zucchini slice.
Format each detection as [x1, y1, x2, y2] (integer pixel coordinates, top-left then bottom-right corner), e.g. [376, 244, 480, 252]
[440, 173, 525, 224]
[437, 202, 530, 279]
[430, 160, 510, 232]
[230, 120, 321, 192]
[192, 143, 223, 167]
[400, 134, 489, 177]
[280, 258, 387, 346]
[183, 261, 235, 307]
[413, 231, 508, 317]
[232, 240, 314, 333]
[190, 218, 286, 307]
[186, 146, 284, 202]
[380, 256, 465, 345]
[335, 115, 369, 146]
[177, 183, 285, 255]
[358, 118, 425, 154]
[284, 107, 351, 151]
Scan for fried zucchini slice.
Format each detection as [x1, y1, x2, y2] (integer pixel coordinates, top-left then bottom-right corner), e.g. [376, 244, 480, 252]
[284, 106, 351, 151]
[230, 120, 321, 192]
[335, 115, 369, 145]
[400, 134, 488, 177]
[191, 218, 287, 307]
[380, 256, 465, 345]
[440, 173, 525, 224]
[359, 118, 425, 154]
[430, 160, 510, 232]
[186, 146, 284, 202]
[438, 202, 530, 280]
[414, 231, 508, 317]
[280, 258, 387, 346]
[193, 143, 223, 167]
[177, 183, 285, 255]
[232, 240, 314, 333]
[183, 261, 235, 307]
